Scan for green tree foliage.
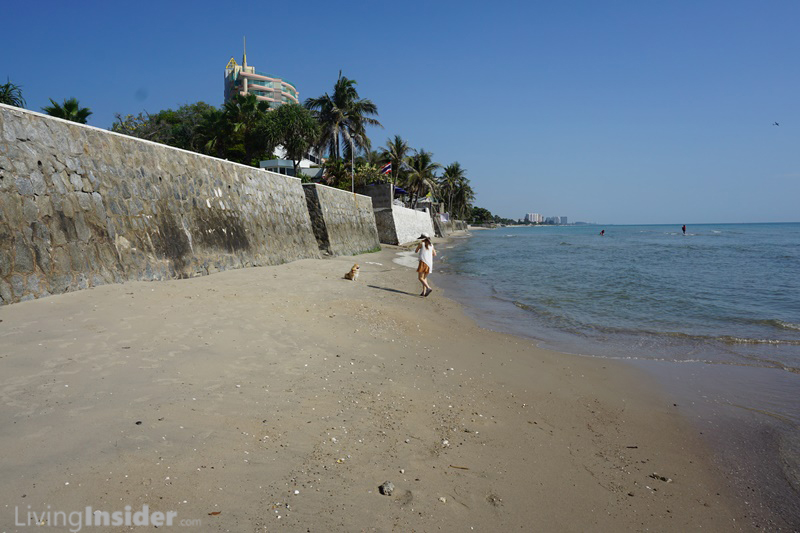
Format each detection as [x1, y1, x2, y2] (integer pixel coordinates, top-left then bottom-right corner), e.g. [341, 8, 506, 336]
[493, 214, 517, 225]
[0, 79, 26, 108]
[111, 102, 218, 153]
[116, 95, 272, 166]
[404, 148, 441, 208]
[322, 159, 381, 191]
[469, 206, 493, 224]
[296, 170, 316, 184]
[112, 112, 156, 137]
[213, 94, 274, 166]
[42, 97, 92, 124]
[267, 103, 320, 176]
[353, 161, 381, 189]
[321, 157, 350, 189]
[195, 107, 226, 158]
[450, 178, 476, 220]
[351, 151, 389, 186]
[380, 135, 409, 188]
[439, 162, 466, 217]
[360, 149, 383, 168]
[305, 71, 381, 164]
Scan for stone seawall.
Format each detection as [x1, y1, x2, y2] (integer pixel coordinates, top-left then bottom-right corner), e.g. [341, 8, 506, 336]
[303, 184, 380, 256]
[436, 219, 468, 236]
[374, 205, 436, 245]
[0, 104, 320, 305]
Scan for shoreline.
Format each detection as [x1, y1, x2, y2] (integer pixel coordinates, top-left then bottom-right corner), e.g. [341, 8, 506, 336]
[0, 242, 750, 531]
[436, 231, 800, 530]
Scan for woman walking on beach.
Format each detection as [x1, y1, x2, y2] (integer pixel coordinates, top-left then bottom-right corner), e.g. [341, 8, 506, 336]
[415, 233, 436, 297]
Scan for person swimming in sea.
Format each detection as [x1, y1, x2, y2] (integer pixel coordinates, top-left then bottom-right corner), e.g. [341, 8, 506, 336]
[682, 225, 686, 235]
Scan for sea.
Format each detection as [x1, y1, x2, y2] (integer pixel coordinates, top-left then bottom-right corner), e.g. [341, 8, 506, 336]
[434, 223, 800, 530]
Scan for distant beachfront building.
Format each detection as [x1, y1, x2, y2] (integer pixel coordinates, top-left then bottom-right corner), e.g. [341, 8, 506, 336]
[223, 40, 321, 178]
[224, 43, 299, 109]
[560, 216, 568, 225]
[524, 213, 543, 223]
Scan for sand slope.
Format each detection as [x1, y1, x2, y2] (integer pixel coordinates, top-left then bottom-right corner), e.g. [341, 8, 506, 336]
[0, 245, 748, 531]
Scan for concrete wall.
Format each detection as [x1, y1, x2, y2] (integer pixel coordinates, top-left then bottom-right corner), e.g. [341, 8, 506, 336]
[303, 183, 380, 256]
[450, 220, 468, 232]
[359, 183, 393, 209]
[360, 184, 436, 245]
[374, 205, 436, 246]
[434, 218, 468, 237]
[0, 104, 320, 305]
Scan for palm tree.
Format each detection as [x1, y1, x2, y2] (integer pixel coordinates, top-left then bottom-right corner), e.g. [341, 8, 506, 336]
[222, 93, 273, 165]
[439, 162, 466, 216]
[0, 79, 26, 108]
[451, 179, 475, 219]
[359, 149, 383, 167]
[199, 94, 272, 165]
[305, 71, 381, 164]
[380, 135, 409, 188]
[405, 148, 441, 208]
[42, 97, 92, 123]
[197, 107, 227, 158]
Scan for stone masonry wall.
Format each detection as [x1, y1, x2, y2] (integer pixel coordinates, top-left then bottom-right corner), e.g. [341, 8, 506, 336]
[0, 104, 320, 305]
[359, 183, 393, 209]
[373, 209, 398, 245]
[435, 218, 468, 237]
[373, 205, 435, 246]
[302, 184, 380, 256]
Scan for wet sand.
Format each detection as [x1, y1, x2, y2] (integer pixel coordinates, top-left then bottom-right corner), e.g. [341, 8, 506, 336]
[0, 243, 751, 531]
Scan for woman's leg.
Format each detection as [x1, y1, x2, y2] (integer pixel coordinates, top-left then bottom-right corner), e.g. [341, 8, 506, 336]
[420, 272, 431, 292]
[418, 271, 427, 295]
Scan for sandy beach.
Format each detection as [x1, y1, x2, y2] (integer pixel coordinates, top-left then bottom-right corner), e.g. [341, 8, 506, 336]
[0, 241, 751, 531]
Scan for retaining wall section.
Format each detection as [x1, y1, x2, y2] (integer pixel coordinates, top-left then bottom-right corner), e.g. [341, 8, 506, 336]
[374, 205, 436, 245]
[359, 183, 393, 209]
[302, 183, 380, 256]
[0, 104, 320, 305]
[437, 219, 468, 236]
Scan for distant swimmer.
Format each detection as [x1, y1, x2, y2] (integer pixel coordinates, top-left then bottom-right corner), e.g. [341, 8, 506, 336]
[682, 225, 686, 235]
[600, 229, 605, 236]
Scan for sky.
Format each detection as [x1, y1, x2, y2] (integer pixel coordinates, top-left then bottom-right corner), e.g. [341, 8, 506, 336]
[2, 0, 798, 224]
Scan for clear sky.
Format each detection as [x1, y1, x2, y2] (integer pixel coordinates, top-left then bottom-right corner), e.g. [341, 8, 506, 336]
[3, 0, 798, 224]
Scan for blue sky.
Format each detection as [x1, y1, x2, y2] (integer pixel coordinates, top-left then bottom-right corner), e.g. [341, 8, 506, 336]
[3, 0, 798, 224]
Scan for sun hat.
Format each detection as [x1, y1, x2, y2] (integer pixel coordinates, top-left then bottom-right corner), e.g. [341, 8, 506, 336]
[419, 233, 430, 239]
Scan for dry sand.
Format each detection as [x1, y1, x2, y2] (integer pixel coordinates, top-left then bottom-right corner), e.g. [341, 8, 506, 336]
[0, 242, 751, 531]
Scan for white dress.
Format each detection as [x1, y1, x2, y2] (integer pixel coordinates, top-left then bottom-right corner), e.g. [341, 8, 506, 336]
[418, 244, 434, 272]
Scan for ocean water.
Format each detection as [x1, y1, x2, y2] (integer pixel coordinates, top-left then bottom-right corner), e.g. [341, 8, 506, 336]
[435, 223, 800, 528]
[440, 223, 800, 369]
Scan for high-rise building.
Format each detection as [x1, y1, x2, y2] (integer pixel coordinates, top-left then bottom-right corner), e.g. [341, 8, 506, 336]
[224, 39, 299, 109]
[223, 39, 319, 177]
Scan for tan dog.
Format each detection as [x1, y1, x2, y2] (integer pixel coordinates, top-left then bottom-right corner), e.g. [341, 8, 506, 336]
[343, 264, 360, 281]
